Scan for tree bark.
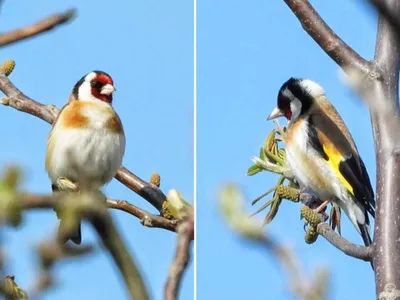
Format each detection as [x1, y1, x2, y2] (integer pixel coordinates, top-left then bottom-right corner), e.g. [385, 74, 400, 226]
[372, 1, 400, 297]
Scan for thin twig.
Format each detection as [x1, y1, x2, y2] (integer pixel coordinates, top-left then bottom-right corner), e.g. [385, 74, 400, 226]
[317, 223, 372, 261]
[106, 198, 178, 232]
[0, 9, 76, 47]
[164, 210, 194, 300]
[0, 71, 166, 212]
[283, 0, 372, 73]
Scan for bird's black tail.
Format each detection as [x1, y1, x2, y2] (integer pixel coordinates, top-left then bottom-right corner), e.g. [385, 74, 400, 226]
[358, 222, 372, 247]
[358, 222, 374, 270]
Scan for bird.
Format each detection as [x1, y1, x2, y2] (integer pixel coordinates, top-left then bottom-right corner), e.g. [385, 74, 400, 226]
[45, 70, 126, 245]
[267, 77, 375, 248]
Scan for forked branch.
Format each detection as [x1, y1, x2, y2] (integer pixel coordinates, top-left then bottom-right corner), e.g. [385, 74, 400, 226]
[20, 193, 177, 232]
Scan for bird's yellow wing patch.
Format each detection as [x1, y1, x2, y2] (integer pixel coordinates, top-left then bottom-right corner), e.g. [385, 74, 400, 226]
[322, 140, 354, 196]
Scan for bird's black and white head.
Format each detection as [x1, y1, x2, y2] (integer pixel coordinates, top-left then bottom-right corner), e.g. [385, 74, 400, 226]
[72, 70, 116, 105]
[267, 78, 325, 122]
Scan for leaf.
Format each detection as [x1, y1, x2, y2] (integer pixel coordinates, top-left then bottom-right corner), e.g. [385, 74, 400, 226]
[246, 164, 262, 176]
[264, 194, 282, 225]
[259, 147, 265, 160]
[329, 204, 342, 235]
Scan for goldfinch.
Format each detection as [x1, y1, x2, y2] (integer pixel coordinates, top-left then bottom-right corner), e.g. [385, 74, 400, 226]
[267, 78, 375, 247]
[45, 71, 126, 244]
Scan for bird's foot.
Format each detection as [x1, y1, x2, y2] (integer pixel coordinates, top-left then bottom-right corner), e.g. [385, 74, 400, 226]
[312, 200, 329, 221]
[301, 200, 329, 231]
[55, 177, 79, 192]
[299, 191, 329, 219]
[299, 189, 319, 207]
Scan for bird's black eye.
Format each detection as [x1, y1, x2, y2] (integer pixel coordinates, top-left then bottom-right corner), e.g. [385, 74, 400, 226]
[90, 80, 102, 89]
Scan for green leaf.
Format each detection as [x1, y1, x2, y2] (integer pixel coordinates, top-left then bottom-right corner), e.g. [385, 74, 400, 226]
[246, 164, 262, 176]
[259, 147, 265, 160]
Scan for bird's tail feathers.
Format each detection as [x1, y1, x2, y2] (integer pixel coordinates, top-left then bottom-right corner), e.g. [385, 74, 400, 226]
[346, 201, 372, 246]
[357, 221, 374, 270]
[358, 221, 372, 247]
[342, 202, 374, 269]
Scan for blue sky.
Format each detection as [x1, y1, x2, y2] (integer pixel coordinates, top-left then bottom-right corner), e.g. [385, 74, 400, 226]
[198, 1, 377, 300]
[0, 1, 193, 299]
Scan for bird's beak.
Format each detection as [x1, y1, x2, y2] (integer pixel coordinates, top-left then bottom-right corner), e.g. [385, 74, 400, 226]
[100, 84, 116, 96]
[267, 107, 284, 120]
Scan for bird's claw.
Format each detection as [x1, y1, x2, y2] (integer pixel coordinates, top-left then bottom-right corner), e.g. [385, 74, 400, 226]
[56, 177, 79, 192]
[299, 190, 318, 207]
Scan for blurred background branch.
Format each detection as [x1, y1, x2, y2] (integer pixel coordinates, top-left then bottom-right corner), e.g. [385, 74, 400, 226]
[0, 164, 194, 299]
[0, 170, 151, 299]
[0, 8, 76, 47]
[164, 208, 194, 300]
[220, 184, 330, 300]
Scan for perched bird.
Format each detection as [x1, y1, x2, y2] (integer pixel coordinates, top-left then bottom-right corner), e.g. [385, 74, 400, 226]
[267, 78, 375, 247]
[45, 71, 126, 244]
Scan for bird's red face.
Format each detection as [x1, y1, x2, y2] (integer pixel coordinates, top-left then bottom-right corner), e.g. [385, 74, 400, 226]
[90, 73, 115, 103]
[73, 71, 116, 104]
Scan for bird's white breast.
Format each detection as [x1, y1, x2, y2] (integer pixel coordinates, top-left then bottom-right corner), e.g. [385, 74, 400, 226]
[285, 120, 341, 199]
[47, 104, 125, 189]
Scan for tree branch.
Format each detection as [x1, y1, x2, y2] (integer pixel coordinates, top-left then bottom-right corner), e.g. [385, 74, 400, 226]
[283, 0, 371, 73]
[0, 9, 76, 47]
[115, 167, 165, 212]
[164, 210, 194, 300]
[0, 71, 166, 213]
[20, 193, 177, 233]
[369, 0, 400, 296]
[368, 0, 400, 42]
[317, 223, 372, 261]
